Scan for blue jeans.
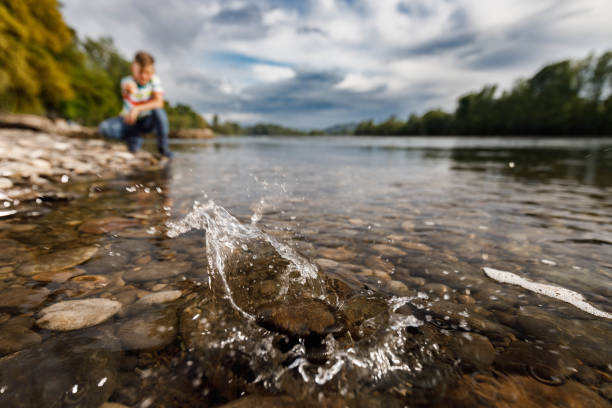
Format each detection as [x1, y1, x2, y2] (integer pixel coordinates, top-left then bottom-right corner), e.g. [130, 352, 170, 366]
[98, 108, 171, 155]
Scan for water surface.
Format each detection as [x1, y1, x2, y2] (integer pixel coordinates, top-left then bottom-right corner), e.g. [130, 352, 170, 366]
[0, 136, 611, 407]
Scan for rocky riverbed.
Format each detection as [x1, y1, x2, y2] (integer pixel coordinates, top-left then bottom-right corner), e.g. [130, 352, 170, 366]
[0, 134, 610, 407]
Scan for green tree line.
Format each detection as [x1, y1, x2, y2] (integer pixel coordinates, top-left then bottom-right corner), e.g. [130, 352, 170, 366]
[0, 0, 208, 129]
[355, 51, 612, 136]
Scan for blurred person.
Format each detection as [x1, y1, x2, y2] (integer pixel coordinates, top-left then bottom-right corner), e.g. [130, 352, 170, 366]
[98, 51, 173, 158]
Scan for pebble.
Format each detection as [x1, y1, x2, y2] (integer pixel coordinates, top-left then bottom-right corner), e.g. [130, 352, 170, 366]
[447, 332, 496, 370]
[0, 287, 50, 311]
[78, 216, 139, 234]
[16, 246, 98, 276]
[123, 261, 191, 282]
[36, 298, 122, 331]
[315, 258, 338, 269]
[256, 298, 346, 337]
[317, 247, 356, 261]
[0, 322, 42, 355]
[371, 244, 406, 257]
[399, 241, 432, 252]
[0, 177, 13, 189]
[32, 268, 85, 282]
[135, 290, 182, 306]
[117, 307, 177, 350]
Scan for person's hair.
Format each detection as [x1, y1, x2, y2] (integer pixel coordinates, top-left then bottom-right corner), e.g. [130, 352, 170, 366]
[134, 51, 155, 67]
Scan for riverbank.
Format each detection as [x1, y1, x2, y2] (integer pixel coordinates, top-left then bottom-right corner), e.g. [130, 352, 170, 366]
[0, 114, 166, 209]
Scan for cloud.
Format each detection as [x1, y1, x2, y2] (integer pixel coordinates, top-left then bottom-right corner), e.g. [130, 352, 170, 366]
[252, 64, 296, 82]
[60, 0, 612, 128]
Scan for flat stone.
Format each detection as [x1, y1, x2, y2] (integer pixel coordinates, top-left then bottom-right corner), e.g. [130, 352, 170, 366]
[448, 332, 496, 370]
[78, 216, 139, 234]
[16, 246, 98, 276]
[401, 221, 414, 231]
[371, 244, 406, 257]
[0, 322, 42, 355]
[217, 396, 297, 408]
[135, 290, 182, 306]
[31, 268, 85, 283]
[315, 258, 338, 269]
[317, 247, 356, 261]
[257, 298, 346, 338]
[399, 241, 432, 252]
[123, 261, 191, 282]
[117, 307, 177, 350]
[0, 287, 50, 311]
[36, 298, 122, 331]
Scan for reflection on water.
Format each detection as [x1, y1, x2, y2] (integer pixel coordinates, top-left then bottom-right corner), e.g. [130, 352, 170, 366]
[0, 136, 611, 407]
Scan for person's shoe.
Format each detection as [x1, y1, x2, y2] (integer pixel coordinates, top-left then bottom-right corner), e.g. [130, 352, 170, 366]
[159, 150, 174, 158]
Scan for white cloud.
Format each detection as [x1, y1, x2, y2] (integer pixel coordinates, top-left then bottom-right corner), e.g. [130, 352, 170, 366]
[335, 73, 385, 93]
[252, 64, 296, 82]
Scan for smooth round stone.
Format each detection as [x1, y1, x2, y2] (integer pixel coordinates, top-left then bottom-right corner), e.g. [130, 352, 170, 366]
[100, 403, 131, 408]
[315, 258, 338, 269]
[36, 298, 122, 331]
[600, 383, 612, 401]
[371, 244, 406, 257]
[217, 396, 297, 408]
[423, 283, 452, 296]
[401, 221, 414, 231]
[0, 323, 42, 355]
[0, 177, 13, 189]
[9, 224, 36, 232]
[371, 270, 391, 281]
[403, 276, 426, 287]
[365, 255, 393, 273]
[399, 241, 432, 252]
[78, 216, 139, 234]
[256, 298, 346, 338]
[70, 274, 109, 290]
[32, 268, 85, 283]
[16, 246, 98, 276]
[317, 247, 356, 261]
[448, 332, 496, 370]
[386, 280, 412, 295]
[135, 290, 182, 306]
[123, 261, 191, 282]
[456, 294, 476, 304]
[0, 287, 50, 311]
[117, 308, 177, 350]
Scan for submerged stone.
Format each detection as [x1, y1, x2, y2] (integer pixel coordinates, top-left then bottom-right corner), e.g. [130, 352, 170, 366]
[117, 307, 177, 350]
[15, 246, 98, 276]
[0, 322, 42, 356]
[36, 298, 122, 331]
[123, 261, 191, 282]
[78, 216, 139, 234]
[0, 287, 50, 312]
[256, 298, 346, 338]
[0, 328, 119, 408]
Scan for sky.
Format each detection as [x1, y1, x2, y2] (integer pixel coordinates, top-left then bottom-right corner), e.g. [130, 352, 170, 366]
[61, 0, 612, 129]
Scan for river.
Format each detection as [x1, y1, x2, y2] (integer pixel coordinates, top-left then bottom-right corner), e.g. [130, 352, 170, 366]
[0, 136, 611, 407]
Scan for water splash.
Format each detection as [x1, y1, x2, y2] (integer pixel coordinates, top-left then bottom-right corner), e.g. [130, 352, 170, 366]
[167, 200, 446, 393]
[167, 200, 324, 317]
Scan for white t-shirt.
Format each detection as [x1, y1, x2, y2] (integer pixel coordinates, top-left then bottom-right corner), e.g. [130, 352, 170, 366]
[120, 74, 164, 118]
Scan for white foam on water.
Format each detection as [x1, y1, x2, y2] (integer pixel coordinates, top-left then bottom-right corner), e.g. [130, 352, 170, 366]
[483, 267, 612, 319]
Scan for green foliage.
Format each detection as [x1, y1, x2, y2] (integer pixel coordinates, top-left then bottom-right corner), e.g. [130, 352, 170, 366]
[0, 0, 73, 112]
[165, 102, 209, 129]
[354, 51, 612, 136]
[0, 1, 207, 128]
